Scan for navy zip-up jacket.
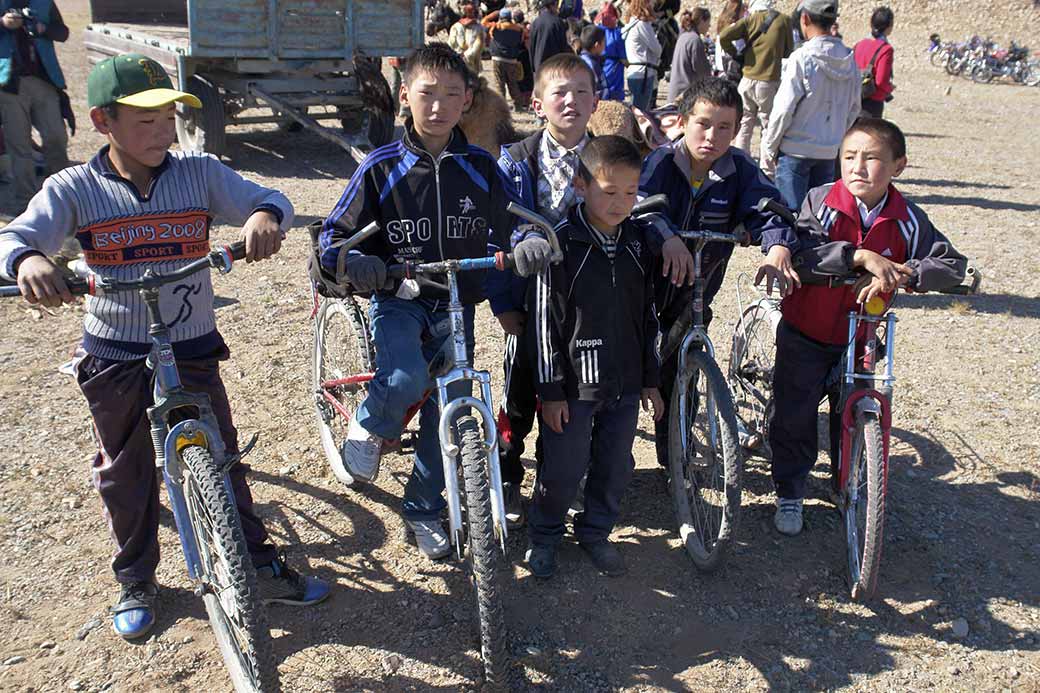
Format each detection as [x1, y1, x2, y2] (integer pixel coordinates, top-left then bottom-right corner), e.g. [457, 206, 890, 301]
[319, 123, 519, 304]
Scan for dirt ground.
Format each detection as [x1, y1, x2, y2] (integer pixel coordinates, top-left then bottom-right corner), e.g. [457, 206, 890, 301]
[1, 2, 1039, 692]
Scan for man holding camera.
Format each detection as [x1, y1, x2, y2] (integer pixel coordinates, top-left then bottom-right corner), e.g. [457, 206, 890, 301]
[0, 1, 69, 215]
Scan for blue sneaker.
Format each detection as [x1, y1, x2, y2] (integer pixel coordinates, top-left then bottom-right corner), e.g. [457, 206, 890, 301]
[111, 581, 158, 640]
[256, 554, 331, 606]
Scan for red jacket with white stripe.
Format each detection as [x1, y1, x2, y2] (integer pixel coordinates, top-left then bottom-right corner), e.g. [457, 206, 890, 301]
[781, 180, 967, 345]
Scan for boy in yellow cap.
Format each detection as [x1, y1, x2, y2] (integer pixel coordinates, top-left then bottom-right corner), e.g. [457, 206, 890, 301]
[0, 54, 330, 639]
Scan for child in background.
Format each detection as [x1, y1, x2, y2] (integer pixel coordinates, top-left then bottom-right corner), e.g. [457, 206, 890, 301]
[526, 136, 664, 579]
[579, 24, 612, 100]
[768, 117, 966, 536]
[0, 54, 330, 640]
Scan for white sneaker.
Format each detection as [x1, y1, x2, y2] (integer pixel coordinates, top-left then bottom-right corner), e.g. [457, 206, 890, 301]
[774, 498, 804, 536]
[406, 519, 452, 559]
[339, 417, 384, 483]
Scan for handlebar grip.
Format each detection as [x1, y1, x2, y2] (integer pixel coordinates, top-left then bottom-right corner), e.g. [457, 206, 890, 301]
[387, 264, 408, 280]
[227, 240, 247, 261]
[340, 220, 381, 254]
[755, 197, 798, 226]
[0, 284, 21, 298]
[631, 194, 669, 217]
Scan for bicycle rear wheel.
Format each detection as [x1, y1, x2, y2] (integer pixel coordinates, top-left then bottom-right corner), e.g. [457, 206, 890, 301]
[728, 299, 780, 457]
[669, 350, 743, 572]
[313, 296, 374, 485]
[457, 415, 510, 686]
[181, 446, 279, 693]
[843, 413, 886, 602]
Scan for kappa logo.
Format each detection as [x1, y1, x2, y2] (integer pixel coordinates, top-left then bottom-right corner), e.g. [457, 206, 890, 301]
[459, 195, 476, 214]
[881, 248, 893, 257]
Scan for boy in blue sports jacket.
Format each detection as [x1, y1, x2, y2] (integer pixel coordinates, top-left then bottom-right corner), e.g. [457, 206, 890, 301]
[319, 43, 552, 560]
[639, 77, 801, 467]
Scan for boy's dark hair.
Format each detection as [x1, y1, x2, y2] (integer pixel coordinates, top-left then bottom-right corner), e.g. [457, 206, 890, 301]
[870, 6, 894, 38]
[676, 77, 743, 123]
[804, 8, 837, 32]
[844, 117, 906, 160]
[580, 24, 605, 51]
[402, 42, 472, 86]
[577, 135, 643, 181]
[533, 52, 597, 97]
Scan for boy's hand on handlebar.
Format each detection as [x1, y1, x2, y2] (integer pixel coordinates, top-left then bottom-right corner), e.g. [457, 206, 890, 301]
[241, 210, 283, 263]
[642, 387, 664, 422]
[496, 310, 526, 336]
[755, 245, 801, 297]
[513, 237, 553, 277]
[853, 249, 914, 293]
[661, 236, 694, 286]
[341, 255, 387, 293]
[16, 254, 74, 308]
[854, 274, 890, 306]
[541, 400, 569, 434]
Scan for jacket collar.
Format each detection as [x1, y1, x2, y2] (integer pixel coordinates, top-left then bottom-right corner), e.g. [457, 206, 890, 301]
[567, 202, 634, 249]
[89, 144, 171, 201]
[824, 179, 909, 227]
[671, 140, 737, 196]
[401, 119, 471, 159]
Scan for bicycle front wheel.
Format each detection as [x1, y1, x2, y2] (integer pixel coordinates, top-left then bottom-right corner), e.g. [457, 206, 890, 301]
[669, 350, 743, 572]
[728, 299, 780, 457]
[843, 414, 886, 602]
[313, 296, 374, 486]
[181, 446, 279, 693]
[457, 415, 510, 687]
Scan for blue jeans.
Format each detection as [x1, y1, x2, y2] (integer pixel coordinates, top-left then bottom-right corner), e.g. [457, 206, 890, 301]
[627, 71, 657, 111]
[356, 295, 475, 521]
[528, 395, 640, 546]
[775, 153, 837, 211]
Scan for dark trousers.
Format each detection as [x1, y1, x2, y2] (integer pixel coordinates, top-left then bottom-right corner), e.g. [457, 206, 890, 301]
[77, 351, 277, 585]
[768, 320, 847, 500]
[653, 257, 727, 466]
[528, 395, 640, 546]
[492, 59, 524, 108]
[860, 99, 885, 117]
[499, 330, 539, 485]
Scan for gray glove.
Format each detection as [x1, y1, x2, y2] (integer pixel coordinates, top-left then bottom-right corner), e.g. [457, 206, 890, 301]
[342, 254, 387, 293]
[512, 237, 553, 278]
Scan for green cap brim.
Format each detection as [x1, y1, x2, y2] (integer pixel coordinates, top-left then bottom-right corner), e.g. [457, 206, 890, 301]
[116, 88, 202, 109]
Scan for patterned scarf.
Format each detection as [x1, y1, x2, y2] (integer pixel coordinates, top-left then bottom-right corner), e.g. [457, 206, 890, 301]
[536, 131, 589, 225]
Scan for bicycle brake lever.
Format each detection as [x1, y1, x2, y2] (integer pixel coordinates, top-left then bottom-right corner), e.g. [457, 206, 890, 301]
[222, 432, 259, 472]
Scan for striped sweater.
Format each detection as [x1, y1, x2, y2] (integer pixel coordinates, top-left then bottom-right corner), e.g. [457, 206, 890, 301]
[0, 147, 293, 360]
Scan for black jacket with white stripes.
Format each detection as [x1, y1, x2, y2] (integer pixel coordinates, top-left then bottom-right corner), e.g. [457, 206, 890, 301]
[531, 202, 660, 403]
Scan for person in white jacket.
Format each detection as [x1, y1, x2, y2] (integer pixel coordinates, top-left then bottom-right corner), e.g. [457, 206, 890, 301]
[448, 4, 486, 77]
[761, 0, 860, 210]
[621, 0, 662, 110]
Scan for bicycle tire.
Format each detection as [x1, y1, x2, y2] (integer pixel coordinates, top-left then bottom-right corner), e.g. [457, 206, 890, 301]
[843, 414, 886, 602]
[181, 445, 279, 693]
[728, 299, 780, 458]
[669, 350, 743, 572]
[313, 296, 374, 486]
[456, 415, 510, 687]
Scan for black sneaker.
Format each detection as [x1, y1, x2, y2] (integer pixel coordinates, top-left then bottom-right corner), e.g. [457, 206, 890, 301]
[255, 554, 331, 606]
[580, 540, 627, 577]
[524, 543, 558, 579]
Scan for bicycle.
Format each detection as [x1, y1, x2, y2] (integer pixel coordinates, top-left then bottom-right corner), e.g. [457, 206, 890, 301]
[656, 205, 745, 573]
[754, 198, 980, 601]
[1, 242, 278, 692]
[308, 206, 566, 686]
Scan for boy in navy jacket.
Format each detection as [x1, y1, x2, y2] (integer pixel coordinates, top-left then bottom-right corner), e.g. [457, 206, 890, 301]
[319, 43, 552, 560]
[525, 136, 664, 579]
[639, 77, 800, 467]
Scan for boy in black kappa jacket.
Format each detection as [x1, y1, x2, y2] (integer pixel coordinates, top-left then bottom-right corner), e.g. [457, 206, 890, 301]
[318, 44, 553, 560]
[525, 136, 664, 579]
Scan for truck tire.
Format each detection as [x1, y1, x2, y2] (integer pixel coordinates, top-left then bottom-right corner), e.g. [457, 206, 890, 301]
[176, 75, 227, 157]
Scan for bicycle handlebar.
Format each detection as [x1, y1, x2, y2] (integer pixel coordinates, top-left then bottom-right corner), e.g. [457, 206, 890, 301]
[387, 253, 514, 281]
[0, 241, 248, 299]
[755, 197, 798, 227]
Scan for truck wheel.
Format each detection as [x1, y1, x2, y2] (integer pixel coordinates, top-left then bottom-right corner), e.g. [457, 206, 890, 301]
[176, 75, 227, 157]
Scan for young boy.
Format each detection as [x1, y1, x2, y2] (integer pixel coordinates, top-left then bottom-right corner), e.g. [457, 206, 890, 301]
[525, 135, 664, 579]
[318, 43, 550, 560]
[579, 24, 611, 100]
[768, 117, 967, 536]
[639, 76, 800, 468]
[0, 54, 330, 639]
[489, 52, 600, 530]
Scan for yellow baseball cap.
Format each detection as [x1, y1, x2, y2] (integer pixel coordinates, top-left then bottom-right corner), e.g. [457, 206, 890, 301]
[88, 54, 202, 109]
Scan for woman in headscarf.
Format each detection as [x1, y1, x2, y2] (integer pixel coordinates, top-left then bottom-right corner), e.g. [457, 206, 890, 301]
[596, 2, 626, 101]
[448, 3, 486, 76]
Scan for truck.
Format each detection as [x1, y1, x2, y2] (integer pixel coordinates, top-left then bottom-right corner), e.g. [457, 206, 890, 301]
[83, 0, 425, 163]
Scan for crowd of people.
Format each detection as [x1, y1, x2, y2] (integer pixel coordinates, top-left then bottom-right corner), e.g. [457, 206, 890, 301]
[0, 0, 964, 654]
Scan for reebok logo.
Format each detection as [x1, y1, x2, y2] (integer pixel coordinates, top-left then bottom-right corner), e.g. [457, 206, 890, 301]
[711, 198, 728, 205]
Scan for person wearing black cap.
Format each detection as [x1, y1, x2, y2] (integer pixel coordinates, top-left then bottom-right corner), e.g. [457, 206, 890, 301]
[530, 0, 572, 73]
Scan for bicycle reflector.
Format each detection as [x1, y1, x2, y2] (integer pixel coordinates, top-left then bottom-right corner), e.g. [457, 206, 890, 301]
[864, 295, 888, 316]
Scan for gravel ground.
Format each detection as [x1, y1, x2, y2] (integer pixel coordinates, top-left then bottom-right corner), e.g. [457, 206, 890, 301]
[0, 2, 1038, 692]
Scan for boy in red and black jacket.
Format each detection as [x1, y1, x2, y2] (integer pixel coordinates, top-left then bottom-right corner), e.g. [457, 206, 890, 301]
[767, 117, 966, 536]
